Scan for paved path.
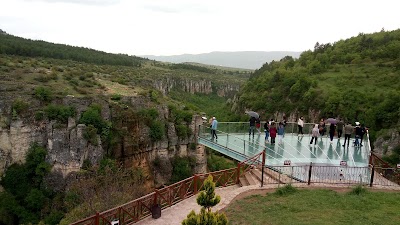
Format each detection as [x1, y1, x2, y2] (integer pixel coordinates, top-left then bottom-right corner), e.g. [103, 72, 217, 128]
[135, 183, 400, 225]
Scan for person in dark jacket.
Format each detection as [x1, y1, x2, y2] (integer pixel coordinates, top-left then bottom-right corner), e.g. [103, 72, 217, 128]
[269, 123, 277, 144]
[264, 121, 270, 142]
[329, 123, 336, 144]
[336, 119, 344, 139]
[249, 116, 256, 138]
[354, 122, 363, 147]
[360, 124, 366, 146]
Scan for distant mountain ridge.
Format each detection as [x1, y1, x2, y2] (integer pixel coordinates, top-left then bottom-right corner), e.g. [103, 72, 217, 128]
[142, 51, 302, 70]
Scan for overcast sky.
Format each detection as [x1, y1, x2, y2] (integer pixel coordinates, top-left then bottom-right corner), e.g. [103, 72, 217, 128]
[1, 0, 399, 56]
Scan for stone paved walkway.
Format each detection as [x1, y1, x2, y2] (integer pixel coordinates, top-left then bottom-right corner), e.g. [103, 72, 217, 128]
[135, 183, 400, 225]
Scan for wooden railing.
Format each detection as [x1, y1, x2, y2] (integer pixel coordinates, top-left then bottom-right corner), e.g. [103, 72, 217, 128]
[70, 164, 250, 225]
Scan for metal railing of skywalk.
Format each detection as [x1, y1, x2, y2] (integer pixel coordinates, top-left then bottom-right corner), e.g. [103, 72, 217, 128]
[198, 122, 337, 166]
[214, 121, 316, 136]
[198, 124, 291, 165]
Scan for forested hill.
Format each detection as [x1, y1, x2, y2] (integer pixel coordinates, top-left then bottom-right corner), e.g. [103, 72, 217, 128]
[238, 29, 400, 132]
[0, 31, 145, 67]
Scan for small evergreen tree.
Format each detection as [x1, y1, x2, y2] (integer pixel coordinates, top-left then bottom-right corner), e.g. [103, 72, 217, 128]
[182, 175, 228, 225]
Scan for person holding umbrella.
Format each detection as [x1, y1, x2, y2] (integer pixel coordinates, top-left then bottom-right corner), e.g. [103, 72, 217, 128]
[245, 111, 259, 138]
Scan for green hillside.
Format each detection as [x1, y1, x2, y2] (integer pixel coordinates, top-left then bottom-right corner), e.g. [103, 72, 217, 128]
[238, 29, 400, 133]
[0, 31, 248, 121]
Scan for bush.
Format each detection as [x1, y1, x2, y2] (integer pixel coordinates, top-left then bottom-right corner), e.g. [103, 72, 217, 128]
[207, 154, 236, 172]
[79, 104, 105, 131]
[275, 184, 297, 196]
[45, 104, 76, 123]
[349, 185, 367, 195]
[83, 124, 99, 146]
[175, 124, 191, 138]
[149, 121, 165, 142]
[138, 108, 159, 125]
[35, 111, 45, 120]
[170, 156, 195, 183]
[110, 94, 122, 101]
[34, 86, 53, 102]
[12, 98, 29, 115]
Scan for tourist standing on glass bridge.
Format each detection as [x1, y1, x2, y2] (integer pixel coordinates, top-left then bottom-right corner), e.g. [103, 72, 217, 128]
[329, 123, 336, 144]
[343, 122, 353, 147]
[211, 117, 218, 140]
[249, 116, 256, 138]
[310, 124, 319, 146]
[336, 119, 344, 139]
[354, 122, 362, 147]
[269, 122, 277, 144]
[264, 121, 270, 143]
[297, 116, 304, 136]
[277, 122, 285, 144]
[319, 119, 326, 137]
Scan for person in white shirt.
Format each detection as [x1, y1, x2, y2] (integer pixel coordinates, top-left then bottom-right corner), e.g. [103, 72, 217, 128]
[297, 116, 304, 136]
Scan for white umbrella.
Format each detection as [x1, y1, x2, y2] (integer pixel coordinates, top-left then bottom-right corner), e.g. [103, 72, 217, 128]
[245, 111, 259, 119]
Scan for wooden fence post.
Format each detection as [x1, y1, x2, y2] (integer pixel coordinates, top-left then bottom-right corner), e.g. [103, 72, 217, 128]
[194, 175, 198, 194]
[236, 164, 241, 184]
[370, 165, 375, 187]
[95, 212, 99, 225]
[261, 151, 265, 187]
[308, 162, 313, 185]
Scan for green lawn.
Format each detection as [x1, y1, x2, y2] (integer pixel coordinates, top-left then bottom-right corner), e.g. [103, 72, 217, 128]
[224, 186, 400, 225]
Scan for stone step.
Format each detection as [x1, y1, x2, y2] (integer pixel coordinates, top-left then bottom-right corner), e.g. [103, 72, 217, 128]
[244, 171, 258, 185]
[239, 176, 249, 186]
[263, 167, 293, 184]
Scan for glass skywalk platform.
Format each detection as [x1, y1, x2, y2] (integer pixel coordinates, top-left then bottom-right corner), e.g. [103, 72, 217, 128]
[198, 122, 370, 167]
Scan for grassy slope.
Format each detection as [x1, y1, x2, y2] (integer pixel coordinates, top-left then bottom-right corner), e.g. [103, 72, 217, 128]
[224, 188, 400, 225]
[0, 54, 246, 103]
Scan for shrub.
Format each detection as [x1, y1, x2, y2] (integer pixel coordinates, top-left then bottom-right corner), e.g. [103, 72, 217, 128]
[83, 124, 98, 146]
[110, 94, 122, 101]
[12, 98, 29, 115]
[138, 108, 159, 124]
[175, 124, 191, 138]
[207, 154, 236, 172]
[81, 159, 92, 170]
[349, 185, 367, 195]
[45, 104, 76, 123]
[35, 111, 45, 121]
[34, 86, 53, 102]
[170, 156, 195, 183]
[149, 121, 165, 142]
[79, 104, 105, 131]
[275, 184, 297, 196]
[182, 175, 228, 225]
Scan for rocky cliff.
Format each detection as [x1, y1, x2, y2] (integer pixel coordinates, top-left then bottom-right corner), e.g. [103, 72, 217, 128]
[153, 77, 240, 97]
[373, 127, 400, 157]
[0, 95, 207, 186]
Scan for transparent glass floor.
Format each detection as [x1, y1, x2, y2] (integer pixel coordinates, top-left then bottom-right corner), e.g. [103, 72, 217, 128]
[199, 132, 370, 167]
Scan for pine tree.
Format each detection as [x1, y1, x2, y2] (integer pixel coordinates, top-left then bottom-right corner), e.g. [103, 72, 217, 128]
[182, 175, 228, 225]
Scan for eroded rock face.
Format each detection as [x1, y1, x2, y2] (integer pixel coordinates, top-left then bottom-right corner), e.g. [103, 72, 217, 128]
[0, 97, 207, 188]
[373, 128, 400, 157]
[0, 118, 103, 177]
[153, 78, 240, 97]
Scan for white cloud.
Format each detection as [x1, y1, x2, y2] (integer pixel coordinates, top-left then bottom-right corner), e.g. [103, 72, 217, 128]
[0, 0, 399, 55]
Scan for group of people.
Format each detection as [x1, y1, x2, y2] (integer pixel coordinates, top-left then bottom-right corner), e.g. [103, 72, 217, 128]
[256, 116, 287, 145]
[307, 117, 367, 147]
[209, 115, 367, 148]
